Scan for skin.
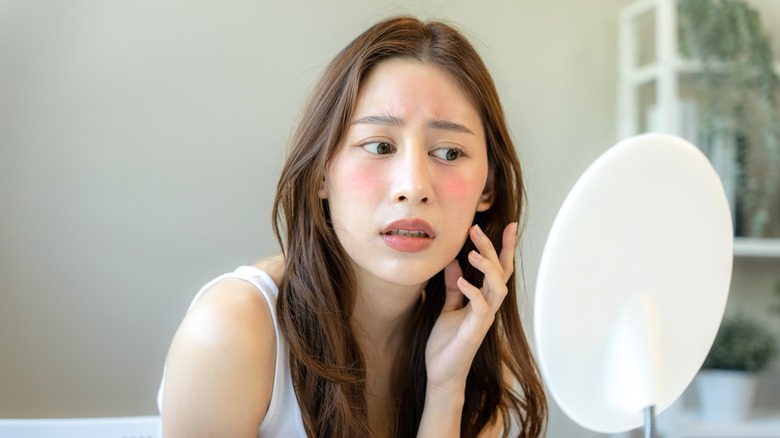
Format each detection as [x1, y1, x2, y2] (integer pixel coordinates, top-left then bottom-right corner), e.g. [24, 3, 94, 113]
[161, 60, 515, 437]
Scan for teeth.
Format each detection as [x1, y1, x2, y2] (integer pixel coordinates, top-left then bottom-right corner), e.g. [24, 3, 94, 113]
[387, 229, 429, 238]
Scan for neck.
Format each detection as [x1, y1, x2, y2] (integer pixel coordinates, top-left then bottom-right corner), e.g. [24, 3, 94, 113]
[349, 273, 425, 361]
[348, 270, 427, 438]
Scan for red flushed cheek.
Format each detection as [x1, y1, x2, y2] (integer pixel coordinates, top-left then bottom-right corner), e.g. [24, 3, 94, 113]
[441, 174, 481, 201]
[444, 177, 468, 197]
[342, 166, 384, 199]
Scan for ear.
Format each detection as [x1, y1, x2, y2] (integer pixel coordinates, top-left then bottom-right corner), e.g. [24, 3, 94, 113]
[476, 167, 495, 212]
[318, 175, 328, 199]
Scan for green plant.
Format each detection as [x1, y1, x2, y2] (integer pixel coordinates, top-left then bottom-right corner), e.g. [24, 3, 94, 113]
[703, 315, 778, 372]
[774, 279, 780, 314]
[677, 0, 780, 237]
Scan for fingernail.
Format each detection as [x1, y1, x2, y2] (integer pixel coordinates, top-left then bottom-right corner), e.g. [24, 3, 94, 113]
[473, 224, 485, 236]
[470, 250, 483, 260]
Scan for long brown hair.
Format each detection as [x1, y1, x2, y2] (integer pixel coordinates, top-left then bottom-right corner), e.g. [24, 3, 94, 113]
[272, 16, 547, 437]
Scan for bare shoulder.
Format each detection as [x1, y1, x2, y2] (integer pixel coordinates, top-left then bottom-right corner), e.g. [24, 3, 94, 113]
[161, 277, 276, 437]
[253, 254, 285, 286]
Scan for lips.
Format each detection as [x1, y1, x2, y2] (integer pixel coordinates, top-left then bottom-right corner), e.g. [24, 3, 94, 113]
[381, 219, 436, 238]
[381, 219, 436, 253]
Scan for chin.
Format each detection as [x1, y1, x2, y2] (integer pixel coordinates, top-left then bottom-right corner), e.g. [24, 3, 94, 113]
[377, 258, 450, 287]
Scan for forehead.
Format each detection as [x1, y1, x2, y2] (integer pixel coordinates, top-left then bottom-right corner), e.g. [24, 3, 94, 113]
[353, 59, 481, 124]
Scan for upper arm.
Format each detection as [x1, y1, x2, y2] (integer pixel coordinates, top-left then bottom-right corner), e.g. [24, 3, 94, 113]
[161, 278, 276, 438]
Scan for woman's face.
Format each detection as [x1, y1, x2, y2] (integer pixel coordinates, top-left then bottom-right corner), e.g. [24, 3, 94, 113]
[320, 59, 492, 289]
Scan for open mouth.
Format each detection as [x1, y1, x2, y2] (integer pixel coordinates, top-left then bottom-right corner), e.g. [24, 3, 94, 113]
[384, 229, 431, 238]
[381, 219, 435, 252]
[381, 218, 436, 242]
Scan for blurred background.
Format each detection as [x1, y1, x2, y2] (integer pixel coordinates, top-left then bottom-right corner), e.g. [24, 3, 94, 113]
[1, 1, 779, 436]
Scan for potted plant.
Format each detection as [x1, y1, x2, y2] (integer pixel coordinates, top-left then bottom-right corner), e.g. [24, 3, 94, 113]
[677, 0, 780, 237]
[696, 315, 778, 421]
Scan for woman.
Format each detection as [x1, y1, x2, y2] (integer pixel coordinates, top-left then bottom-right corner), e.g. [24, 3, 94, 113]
[159, 16, 547, 437]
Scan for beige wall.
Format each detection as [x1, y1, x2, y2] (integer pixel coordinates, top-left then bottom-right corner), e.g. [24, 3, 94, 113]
[5, 1, 776, 437]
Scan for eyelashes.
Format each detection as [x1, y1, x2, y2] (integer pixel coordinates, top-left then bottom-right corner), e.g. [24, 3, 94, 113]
[431, 148, 463, 161]
[361, 141, 395, 155]
[360, 140, 465, 162]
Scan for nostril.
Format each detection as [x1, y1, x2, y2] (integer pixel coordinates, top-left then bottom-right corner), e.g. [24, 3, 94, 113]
[397, 195, 428, 203]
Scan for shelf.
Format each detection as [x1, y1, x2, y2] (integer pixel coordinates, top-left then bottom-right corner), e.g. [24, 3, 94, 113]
[733, 238, 780, 258]
[620, 1, 780, 262]
[629, 60, 780, 86]
[662, 409, 780, 438]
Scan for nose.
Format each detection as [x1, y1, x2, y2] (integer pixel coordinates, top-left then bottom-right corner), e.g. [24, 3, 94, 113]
[391, 149, 433, 205]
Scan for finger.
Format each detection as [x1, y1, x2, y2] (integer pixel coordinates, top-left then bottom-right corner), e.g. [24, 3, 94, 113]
[498, 222, 518, 283]
[485, 276, 509, 314]
[470, 223, 515, 284]
[455, 276, 489, 317]
[470, 223, 517, 284]
[442, 259, 464, 312]
[469, 224, 502, 270]
[468, 250, 508, 312]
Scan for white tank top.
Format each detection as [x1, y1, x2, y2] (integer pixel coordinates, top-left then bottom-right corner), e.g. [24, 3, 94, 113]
[158, 266, 306, 437]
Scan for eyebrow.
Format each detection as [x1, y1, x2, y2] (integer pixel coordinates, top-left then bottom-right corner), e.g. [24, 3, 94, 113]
[351, 114, 475, 135]
[352, 114, 403, 127]
[427, 119, 474, 134]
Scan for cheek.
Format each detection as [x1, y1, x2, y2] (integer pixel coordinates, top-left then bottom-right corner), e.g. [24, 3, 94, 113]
[444, 177, 469, 198]
[331, 163, 384, 202]
[441, 173, 485, 203]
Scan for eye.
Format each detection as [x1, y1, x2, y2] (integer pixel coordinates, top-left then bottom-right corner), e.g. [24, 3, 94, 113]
[362, 141, 395, 155]
[431, 147, 463, 161]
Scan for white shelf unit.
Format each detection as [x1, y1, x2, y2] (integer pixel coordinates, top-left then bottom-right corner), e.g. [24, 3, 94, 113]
[618, 0, 680, 139]
[618, 0, 780, 259]
[661, 409, 780, 438]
